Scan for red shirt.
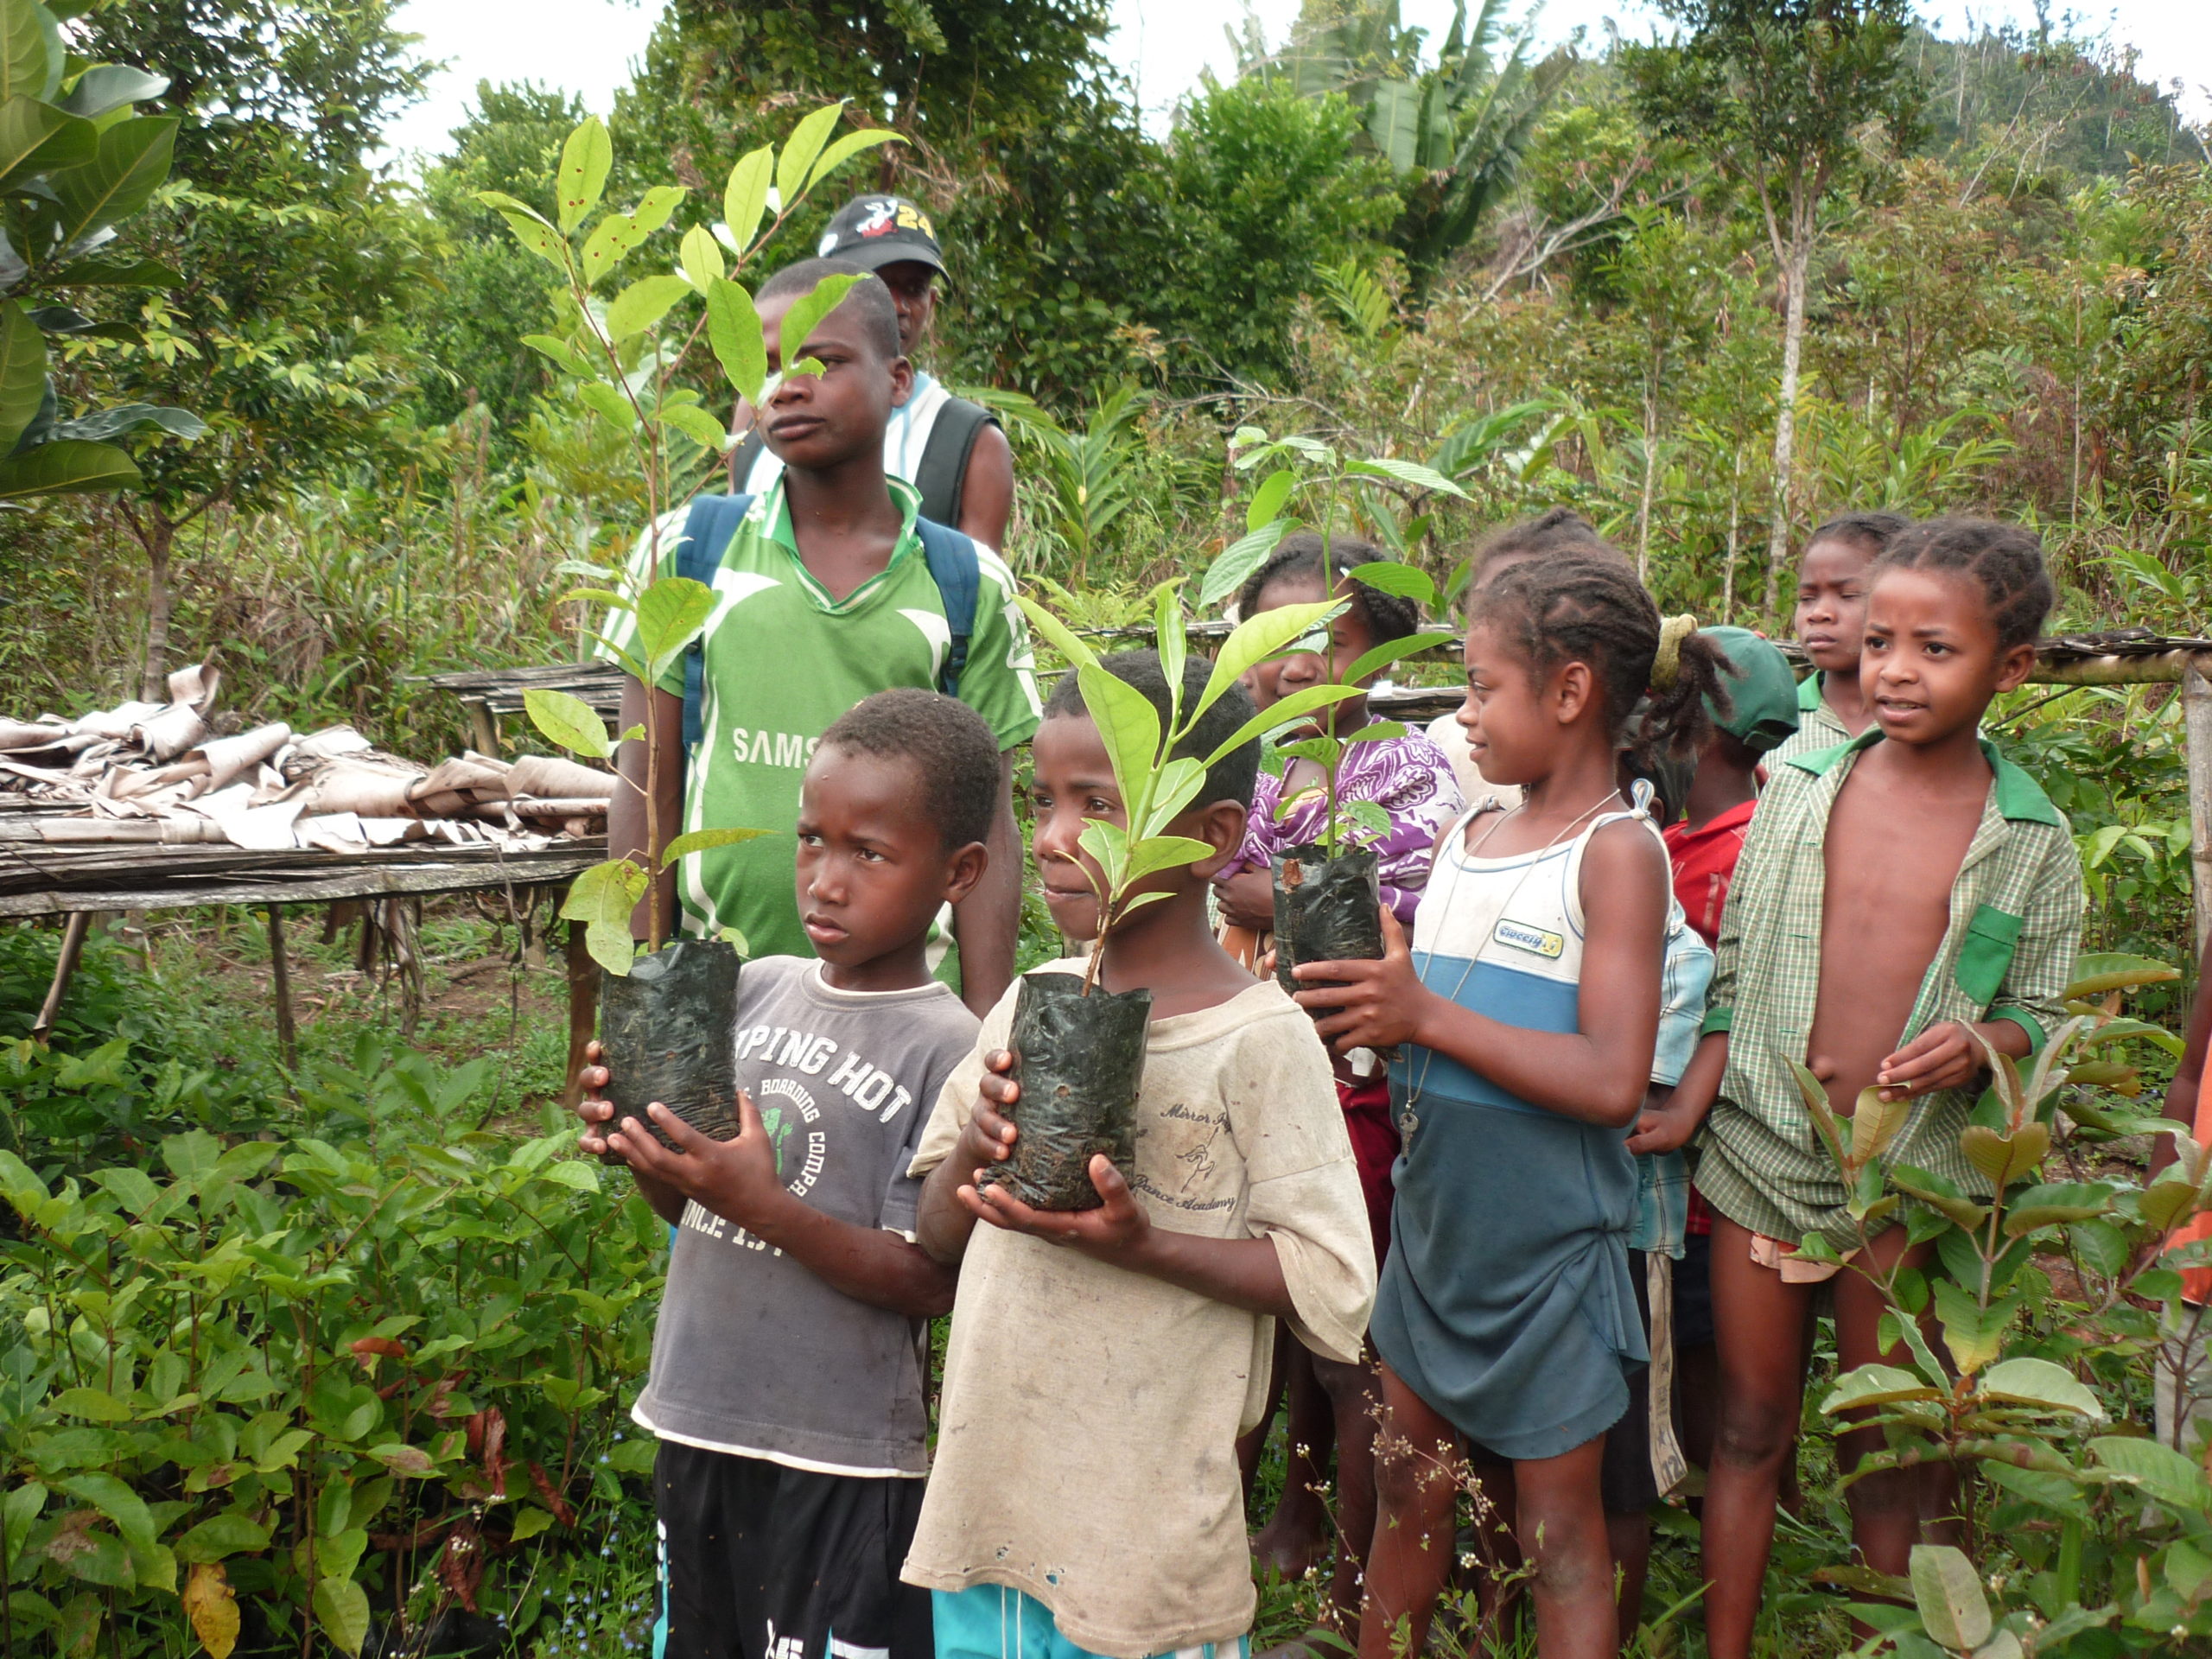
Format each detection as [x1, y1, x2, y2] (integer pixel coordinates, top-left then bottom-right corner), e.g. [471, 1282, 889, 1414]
[1663, 798, 1760, 1236]
[1663, 798, 1758, 950]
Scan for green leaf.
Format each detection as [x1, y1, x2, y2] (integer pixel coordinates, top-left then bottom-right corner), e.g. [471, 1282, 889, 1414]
[1977, 1357, 2106, 1420]
[807, 125, 906, 190]
[3, 1482, 43, 1570]
[1203, 684, 1367, 766]
[0, 4, 51, 105]
[48, 255, 181, 288]
[174, 1513, 269, 1564]
[0, 95, 93, 188]
[660, 827, 772, 866]
[721, 145, 772, 252]
[1200, 601, 1347, 727]
[366, 1443, 435, 1478]
[679, 223, 725, 293]
[704, 277, 766, 406]
[58, 1475, 155, 1551]
[521, 333, 587, 375]
[491, 207, 566, 268]
[558, 861, 648, 978]
[313, 1574, 371, 1656]
[0, 300, 45, 451]
[604, 274, 693, 340]
[1344, 631, 1452, 683]
[1344, 721, 1408, 745]
[1121, 835, 1218, 885]
[52, 1387, 131, 1421]
[1199, 518, 1293, 609]
[1960, 1122, 2049, 1188]
[2002, 1181, 2112, 1237]
[1345, 454, 1470, 498]
[1151, 579, 1185, 710]
[1014, 593, 1099, 672]
[1820, 1363, 1943, 1415]
[508, 1506, 556, 1542]
[2063, 952, 2179, 998]
[1076, 818, 1128, 894]
[523, 688, 612, 760]
[778, 272, 863, 377]
[579, 188, 685, 287]
[1246, 467, 1296, 532]
[1910, 1544, 1993, 1653]
[555, 116, 611, 233]
[2090, 1434, 2212, 1511]
[1891, 1166, 1991, 1231]
[657, 401, 732, 452]
[1136, 755, 1208, 839]
[50, 402, 201, 442]
[1345, 559, 1440, 611]
[46, 113, 177, 247]
[633, 576, 715, 680]
[1848, 1085, 1911, 1169]
[1933, 1279, 2018, 1376]
[776, 102, 847, 207]
[575, 381, 635, 430]
[56, 66, 167, 121]
[1076, 660, 1164, 813]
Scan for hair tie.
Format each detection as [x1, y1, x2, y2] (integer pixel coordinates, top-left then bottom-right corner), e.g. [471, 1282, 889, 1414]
[1652, 613, 1699, 690]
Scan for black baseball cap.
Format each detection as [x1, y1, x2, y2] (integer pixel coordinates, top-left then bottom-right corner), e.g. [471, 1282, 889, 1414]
[816, 194, 947, 279]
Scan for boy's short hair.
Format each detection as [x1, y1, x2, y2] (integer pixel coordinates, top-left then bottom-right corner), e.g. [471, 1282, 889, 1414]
[757, 257, 902, 361]
[1044, 650, 1261, 814]
[817, 688, 1001, 849]
[1874, 518, 2056, 652]
[1806, 511, 1910, 564]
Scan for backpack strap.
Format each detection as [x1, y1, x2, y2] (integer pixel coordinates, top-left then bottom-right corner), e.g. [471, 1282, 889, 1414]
[911, 395, 995, 529]
[677, 493, 753, 754]
[913, 515, 980, 699]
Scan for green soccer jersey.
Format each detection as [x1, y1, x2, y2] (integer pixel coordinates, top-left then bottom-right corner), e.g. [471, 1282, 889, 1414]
[599, 479, 1041, 959]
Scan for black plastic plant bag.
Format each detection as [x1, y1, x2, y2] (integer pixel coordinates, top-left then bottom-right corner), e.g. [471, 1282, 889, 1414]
[598, 939, 742, 1161]
[987, 969, 1152, 1212]
[1273, 843, 1384, 993]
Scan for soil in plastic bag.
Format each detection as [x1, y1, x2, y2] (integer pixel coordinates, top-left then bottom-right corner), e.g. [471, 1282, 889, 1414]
[986, 969, 1152, 1212]
[598, 939, 742, 1162]
[1273, 844, 1384, 994]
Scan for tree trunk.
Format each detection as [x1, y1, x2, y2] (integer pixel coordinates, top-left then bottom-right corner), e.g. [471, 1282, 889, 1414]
[1637, 353, 1660, 582]
[1762, 221, 1814, 623]
[140, 507, 175, 702]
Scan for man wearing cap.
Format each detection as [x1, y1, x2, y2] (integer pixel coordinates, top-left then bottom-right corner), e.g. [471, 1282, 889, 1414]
[729, 194, 1015, 551]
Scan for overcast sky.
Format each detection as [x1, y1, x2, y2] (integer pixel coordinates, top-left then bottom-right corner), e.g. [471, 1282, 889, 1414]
[380, 0, 2209, 161]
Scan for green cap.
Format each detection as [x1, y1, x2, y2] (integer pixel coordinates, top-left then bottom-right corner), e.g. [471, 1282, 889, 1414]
[1701, 626, 1800, 753]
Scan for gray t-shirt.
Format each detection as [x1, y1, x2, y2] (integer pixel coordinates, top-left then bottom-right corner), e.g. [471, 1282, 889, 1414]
[630, 956, 977, 1476]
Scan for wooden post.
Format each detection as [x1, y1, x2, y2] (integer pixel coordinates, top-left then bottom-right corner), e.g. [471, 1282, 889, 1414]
[29, 912, 96, 1041]
[2185, 658, 2212, 963]
[464, 697, 500, 758]
[563, 918, 598, 1109]
[266, 905, 298, 1071]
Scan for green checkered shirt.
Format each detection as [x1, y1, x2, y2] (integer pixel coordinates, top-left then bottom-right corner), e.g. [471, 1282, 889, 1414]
[1766, 671, 1855, 767]
[1697, 727, 2083, 1248]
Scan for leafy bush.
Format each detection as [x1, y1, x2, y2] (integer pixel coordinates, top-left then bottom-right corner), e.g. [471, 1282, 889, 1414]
[0, 1109, 660, 1657]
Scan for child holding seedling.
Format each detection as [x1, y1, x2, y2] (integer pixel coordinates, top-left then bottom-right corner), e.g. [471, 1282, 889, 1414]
[906, 650, 1378, 1659]
[576, 689, 1006, 1659]
[1657, 520, 2082, 1659]
[1292, 550, 1733, 1659]
[1211, 531, 1460, 1626]
[1769, 511, 1910, 765]
[601, 259, 1040, 1016]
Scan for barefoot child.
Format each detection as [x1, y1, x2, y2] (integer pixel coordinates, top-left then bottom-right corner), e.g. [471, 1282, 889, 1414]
[1770, 512, 1909, 764]
[1294, 552, 1733, 1659]
[577, 690, 1007, 1659]
[1213, 533, 1462, 1624]
[905, 651, 1378, 1659]
[1669, 520, 2082, 1659]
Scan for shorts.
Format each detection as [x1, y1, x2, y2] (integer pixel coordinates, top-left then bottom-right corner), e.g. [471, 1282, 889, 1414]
[654, 1440, 931, 1659]
[1675, 1230, 1715, 1351]
[1599, 1258, 1659, 1514]
[931, 1585, 1250, 1659]
[1339, 1071, 1398, 1271]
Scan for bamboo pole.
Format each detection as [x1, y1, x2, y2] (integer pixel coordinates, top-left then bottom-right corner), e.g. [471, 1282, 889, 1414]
[266, 905, 298, 1071]
[2184, 660, 2212, 963]
[563, 918, 597, 1111]
[29, 911, 96, 1040]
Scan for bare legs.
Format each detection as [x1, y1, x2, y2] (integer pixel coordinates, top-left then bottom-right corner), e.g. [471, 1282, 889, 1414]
[1362, 1363, 1618, 1659]
[1702, 1217, 1952, 1659]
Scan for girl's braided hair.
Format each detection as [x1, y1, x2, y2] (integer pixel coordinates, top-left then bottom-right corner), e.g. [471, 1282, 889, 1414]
[1234, 531, 1421, 644]
[1470, 550, 1733, 770]
[1872, 518, 2055, 651]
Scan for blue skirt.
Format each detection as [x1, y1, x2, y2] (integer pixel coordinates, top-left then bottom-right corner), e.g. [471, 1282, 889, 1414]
[1370, 1077, 1645, 1462]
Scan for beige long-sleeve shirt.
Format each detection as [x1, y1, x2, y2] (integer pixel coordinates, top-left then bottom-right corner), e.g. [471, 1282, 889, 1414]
[902, 966, 1377, 1656]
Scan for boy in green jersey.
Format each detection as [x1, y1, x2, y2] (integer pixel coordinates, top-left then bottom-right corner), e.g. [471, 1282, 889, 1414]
[604, 263, 1041, 1014]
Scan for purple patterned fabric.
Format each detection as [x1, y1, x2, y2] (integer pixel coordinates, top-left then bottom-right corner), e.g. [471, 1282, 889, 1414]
[1220, 731, 1467, 925]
